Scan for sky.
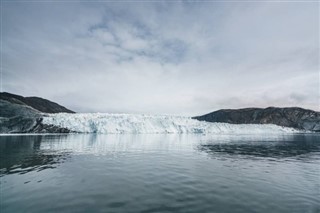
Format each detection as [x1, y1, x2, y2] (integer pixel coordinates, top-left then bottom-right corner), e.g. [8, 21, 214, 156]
[1, 1, 319, 115]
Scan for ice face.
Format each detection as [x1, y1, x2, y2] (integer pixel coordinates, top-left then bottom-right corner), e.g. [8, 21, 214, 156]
[42, 113, 300, 134]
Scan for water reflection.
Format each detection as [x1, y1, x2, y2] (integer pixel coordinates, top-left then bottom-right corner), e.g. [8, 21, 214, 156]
[198, 134, 320, 159]
[1, 133, 319, 213]
[0, 134, 186, 176]
[1, 133, 319, 176]
[0, 135, 71, 176]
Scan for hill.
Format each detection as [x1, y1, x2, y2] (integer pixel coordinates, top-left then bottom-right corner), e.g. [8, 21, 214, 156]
[193, 107, 320, 132]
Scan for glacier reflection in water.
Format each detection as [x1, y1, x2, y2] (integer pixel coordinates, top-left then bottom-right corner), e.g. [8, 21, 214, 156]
[1, 133, 319, 213]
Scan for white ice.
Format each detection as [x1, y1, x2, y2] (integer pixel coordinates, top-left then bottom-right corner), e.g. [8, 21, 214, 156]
[42, 113, 300, 134]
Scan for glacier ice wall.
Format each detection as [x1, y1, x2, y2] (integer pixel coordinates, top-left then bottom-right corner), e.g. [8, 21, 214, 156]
[42, 113, 300, 134]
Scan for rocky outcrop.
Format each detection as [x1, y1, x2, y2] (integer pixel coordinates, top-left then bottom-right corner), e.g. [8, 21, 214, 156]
[193, 107, 320, 132]
[0, 92, 73, 133]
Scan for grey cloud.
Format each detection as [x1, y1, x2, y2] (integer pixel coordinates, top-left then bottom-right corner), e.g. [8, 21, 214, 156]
[1, 1, 319, 115]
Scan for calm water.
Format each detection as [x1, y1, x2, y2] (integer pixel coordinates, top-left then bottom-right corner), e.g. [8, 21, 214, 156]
[0, 133, 319, 213]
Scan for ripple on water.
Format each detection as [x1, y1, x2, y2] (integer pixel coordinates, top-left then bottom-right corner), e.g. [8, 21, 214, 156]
[0, 133, 319, 213]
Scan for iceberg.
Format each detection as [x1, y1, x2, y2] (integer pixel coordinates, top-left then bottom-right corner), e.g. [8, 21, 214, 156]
[42, 113, 300, 134]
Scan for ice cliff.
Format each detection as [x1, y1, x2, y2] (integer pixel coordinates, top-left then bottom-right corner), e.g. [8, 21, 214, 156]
[43, 113, 300, 134]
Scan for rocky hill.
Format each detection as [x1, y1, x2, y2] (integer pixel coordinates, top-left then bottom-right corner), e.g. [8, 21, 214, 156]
[0, 92, 73, 133]
[193, 107, 320, 132]
[0, 92, 74, 113]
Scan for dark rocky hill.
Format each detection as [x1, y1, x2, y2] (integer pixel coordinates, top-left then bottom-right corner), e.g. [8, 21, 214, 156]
[193, 107, 320, 132]
[0, 92, 73, 133]
[0, 92, 74, 113]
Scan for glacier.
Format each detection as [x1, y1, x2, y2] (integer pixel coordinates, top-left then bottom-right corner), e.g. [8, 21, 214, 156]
[42, 113, 301, 134]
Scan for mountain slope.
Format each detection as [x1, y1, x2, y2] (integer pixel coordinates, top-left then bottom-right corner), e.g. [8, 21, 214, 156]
[0, 92, 73, 133]
[0, 92, 74, 113]
[193, 107, 320, 132]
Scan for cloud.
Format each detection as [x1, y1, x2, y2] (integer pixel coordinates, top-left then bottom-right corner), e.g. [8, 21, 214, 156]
[2, 1, 319, 115]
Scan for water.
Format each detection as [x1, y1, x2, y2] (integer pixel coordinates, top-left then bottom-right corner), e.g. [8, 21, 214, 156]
[1, 133, 319, 213]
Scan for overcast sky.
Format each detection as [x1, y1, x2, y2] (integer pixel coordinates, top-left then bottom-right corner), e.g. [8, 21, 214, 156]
[1, 1, 319, 115]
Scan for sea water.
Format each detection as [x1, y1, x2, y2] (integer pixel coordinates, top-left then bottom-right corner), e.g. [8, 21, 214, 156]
[1, 133, 319, 213]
